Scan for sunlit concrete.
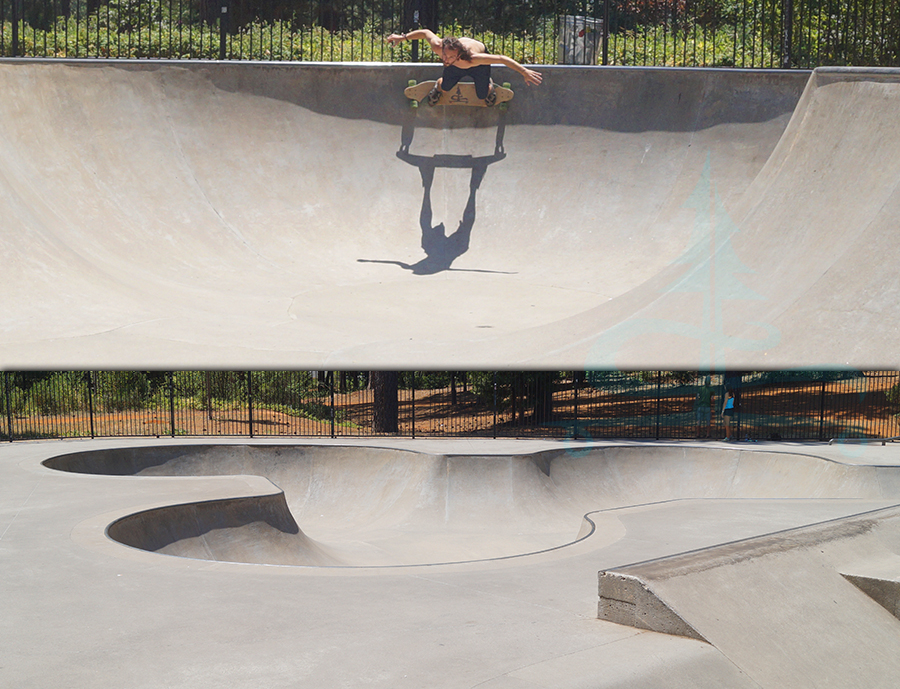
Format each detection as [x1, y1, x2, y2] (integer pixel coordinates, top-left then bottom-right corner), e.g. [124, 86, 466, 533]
[2, 60, 896, 368]
[3, 437, 900, 687]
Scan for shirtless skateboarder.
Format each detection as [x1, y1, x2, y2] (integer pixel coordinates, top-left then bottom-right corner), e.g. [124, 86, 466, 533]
[386, 30, 542, 106]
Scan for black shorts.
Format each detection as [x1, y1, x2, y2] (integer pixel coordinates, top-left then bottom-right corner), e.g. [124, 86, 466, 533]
[441, 64, 492, 99]
[723, 408, 735, 417]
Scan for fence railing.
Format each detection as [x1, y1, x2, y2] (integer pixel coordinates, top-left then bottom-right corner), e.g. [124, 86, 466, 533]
[3, 370, 898, 442]
[2, 0, 899, 68]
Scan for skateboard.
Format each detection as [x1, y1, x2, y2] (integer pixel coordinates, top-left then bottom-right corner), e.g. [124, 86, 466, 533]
[404, 79, 513, 110]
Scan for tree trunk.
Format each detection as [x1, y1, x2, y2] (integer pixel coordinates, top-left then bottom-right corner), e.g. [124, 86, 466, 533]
[372, 371, 399, 433]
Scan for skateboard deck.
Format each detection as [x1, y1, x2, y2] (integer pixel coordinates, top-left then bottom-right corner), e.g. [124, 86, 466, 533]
[404, 80, 513, 108]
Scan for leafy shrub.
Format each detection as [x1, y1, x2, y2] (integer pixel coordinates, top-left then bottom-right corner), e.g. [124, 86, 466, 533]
[252, 371, 318, 407]
[95, 371, 151, 411]
[751, 370, 863, 386]
[887, 383, 900, 417]
[0, 380, 26, 417]
[399, 372, 455, 390]
[23, 372, 89, 415]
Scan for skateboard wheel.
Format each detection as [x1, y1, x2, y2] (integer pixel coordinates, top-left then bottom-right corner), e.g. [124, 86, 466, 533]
[499, 83, 512, 110]
[408, 79, 417, 87]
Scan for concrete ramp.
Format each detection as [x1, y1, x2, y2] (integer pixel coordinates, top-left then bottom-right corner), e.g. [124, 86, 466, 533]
[842, 558, 900, 619]
[49, 444, 622, 566]
[599, 507, 900, 687]
[15, 59, 895, 368]
[565, 66, 900, 369]
[108, 492, 352, 566]
[45, 443, 900, 568]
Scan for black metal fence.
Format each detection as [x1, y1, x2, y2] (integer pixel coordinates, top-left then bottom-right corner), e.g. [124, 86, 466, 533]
[3, 370, 898, 442]
[2, 0, 899, 68]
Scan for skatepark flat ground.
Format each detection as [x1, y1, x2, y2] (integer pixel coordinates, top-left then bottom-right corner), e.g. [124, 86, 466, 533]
[1, 59, 898, 369]
[3, 437, 900, 688]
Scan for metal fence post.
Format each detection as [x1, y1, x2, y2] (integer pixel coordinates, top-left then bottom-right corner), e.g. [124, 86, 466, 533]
[573, 373, 580, 440]
[817, 375, 828, 440]
[247, 371, 254, 438]
[602, 0, 610, 66]
[655, 371, 662, 440]
[205, 372, 213, 423]
[782, 0, 794, 68]
[330, 375, 336, 439]
[11, 0, 20, 58]
[492, 372, 498, 439]
[4, 372, 13, 441]
[410, 372, 416, 439]
[219, 0, 229, 60]
[168, 372, 176, 438]
[87, 372, 96, 439]
[411, 1, 420, 62]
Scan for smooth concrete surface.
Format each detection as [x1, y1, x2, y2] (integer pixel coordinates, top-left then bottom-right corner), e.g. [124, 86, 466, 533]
[3, 59, 896, 368]
[603, 507, 900, 687]
[4, 436, 900, 687]
[598, 571, 707, 641]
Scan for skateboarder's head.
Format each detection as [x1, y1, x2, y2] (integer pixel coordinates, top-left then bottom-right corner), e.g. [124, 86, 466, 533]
[441, 37, 472, 65]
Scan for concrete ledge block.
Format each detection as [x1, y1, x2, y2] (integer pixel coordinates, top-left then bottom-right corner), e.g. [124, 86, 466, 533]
[842, 573, 900, 619]
[598, 572, 707, 642]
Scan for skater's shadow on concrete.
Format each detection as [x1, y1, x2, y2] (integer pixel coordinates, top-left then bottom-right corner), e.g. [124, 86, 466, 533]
[358, 118, 513, 276]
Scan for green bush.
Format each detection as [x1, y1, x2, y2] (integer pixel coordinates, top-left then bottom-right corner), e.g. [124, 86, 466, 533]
[887, 383, 900, 417]
[169, 371, 210, 402]
[159, 371, 330, 412]
[751, 370, 862, 386]
[399, 372, 456, 390]
[0, 380, 26, 417]
[95, 371, 150, 412]
[23, 372, 89, 415]
[252, 371, 318, 407]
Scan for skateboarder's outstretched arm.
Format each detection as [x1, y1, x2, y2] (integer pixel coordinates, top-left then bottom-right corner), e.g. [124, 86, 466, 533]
[468, 54, 542, 86]
[386, 29, 442, 54]
[387, 31, 542, 88]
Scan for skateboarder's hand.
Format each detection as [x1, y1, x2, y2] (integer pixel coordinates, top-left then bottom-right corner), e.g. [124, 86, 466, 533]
[522, 68, 542, 86]
[386, 33, 405, 46]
